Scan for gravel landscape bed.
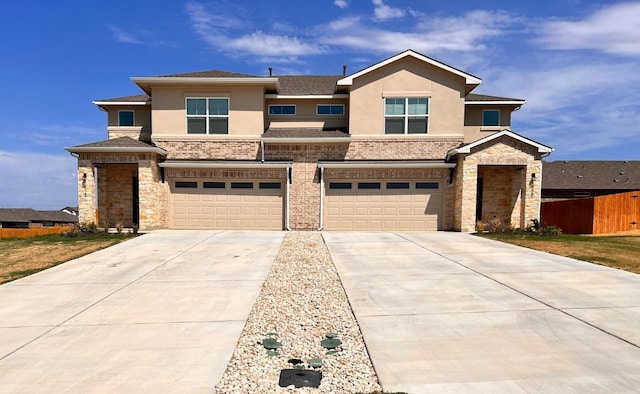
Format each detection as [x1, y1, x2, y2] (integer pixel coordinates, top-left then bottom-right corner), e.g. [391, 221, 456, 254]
[215, 232, 382, 393]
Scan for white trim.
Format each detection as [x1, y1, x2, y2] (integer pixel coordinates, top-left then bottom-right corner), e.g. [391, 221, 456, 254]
[318, 161, 455, 169]
[93, 101, 149, 106]
[338, 50, 482, 87]
[268, 104, 297, 116]
[445, 129, 554, 160]
[159, 161, 292, 169]
[264, 94, 348, 99]
[117, 110, 135, 127]
[316, 104, 345, 116]
[318, 166, 324, 231]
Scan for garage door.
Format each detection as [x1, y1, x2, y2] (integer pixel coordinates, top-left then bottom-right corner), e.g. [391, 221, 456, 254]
[325, 180, 442, 231]
[169, 179, 284, 230]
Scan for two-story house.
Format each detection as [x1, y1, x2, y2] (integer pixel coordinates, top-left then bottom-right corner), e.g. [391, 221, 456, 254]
[66, 50, 553, 232]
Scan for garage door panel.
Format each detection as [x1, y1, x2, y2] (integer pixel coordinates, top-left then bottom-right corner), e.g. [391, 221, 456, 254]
[170, 179, 283, 230]
[325, 179, 441, 231]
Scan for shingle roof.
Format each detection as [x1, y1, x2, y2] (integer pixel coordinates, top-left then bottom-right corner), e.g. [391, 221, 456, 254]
[71, 136, 157, 149]
[156, 70, 260, 78]
[542, 161, 640, 190]
[0, 208, 78, 224]
[465, 93, 525, 102]
[94, 94, 150, 103]
[274, 75, 342, 95]
[262, 128, 349, 139]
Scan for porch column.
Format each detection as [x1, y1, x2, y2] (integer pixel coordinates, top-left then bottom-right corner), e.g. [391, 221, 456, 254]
[138, 157, 163, 230]
[78, 158, 97, 225]
[524, 160, 543, 225]
[455, 155, 478, 232]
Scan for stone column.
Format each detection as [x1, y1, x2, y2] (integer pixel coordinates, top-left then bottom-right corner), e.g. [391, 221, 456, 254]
[138, 156, 162, 230]
[524, 159, 543, 226]
[457, 155, 478, 232]
[78, 157, 97, 225]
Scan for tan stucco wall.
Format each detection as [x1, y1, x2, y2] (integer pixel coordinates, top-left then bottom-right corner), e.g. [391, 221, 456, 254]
[105, 105, 152, 141]
[265, 98, 348, 130]
[150, 85, 265, 136]
[348, 57, 466, 136]
[463, 105, 515, 143]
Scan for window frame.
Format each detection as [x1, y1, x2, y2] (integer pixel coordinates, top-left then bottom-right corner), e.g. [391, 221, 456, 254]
[384, 97, 429, 134]
[316, 104, 345, 116]
[268, 104, 296, 116]
[118, 110, 135, 126]
[185, 97, 230, 135]
[482, 109, 500, 127]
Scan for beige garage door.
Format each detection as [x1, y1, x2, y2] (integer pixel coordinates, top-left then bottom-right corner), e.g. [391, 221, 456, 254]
[325, 180, 442, 231]
[170, 179, 284, 230]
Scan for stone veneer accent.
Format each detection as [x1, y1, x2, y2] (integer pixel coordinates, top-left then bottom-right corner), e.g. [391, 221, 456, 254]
[76, 152, 163, 231]
[454, 137, 544, 232]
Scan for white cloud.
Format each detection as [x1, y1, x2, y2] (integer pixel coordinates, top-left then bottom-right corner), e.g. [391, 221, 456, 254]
[334, 0, 349, 9]
[320, 10, 513, 55]
[185, 1, 324, 60]
[372, 0, 405, 21]
[107, 25, 143, 44]
[536, 2, 640, 56]
[0, 151, 77, 210]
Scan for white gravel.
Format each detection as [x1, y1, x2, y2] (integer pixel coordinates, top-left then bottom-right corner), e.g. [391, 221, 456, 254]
[215, 232, 382, 393]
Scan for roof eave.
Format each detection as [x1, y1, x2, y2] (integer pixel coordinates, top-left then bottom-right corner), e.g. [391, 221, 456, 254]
[318, 160, 456, 169]
[159, 161, 292, 169]
[131, 77, 280, 94]
[465, 100, 527, 105]
[64, 146, 168, 155]
[446, 129, 554, 160]
[261, 136, 351, 144]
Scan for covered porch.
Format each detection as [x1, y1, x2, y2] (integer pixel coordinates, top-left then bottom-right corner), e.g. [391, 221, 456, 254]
[65, 137, 167, 230]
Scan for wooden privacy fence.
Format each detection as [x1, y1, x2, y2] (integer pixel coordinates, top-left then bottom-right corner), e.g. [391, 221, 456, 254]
[0, 225, 74, 239]
[541, 190, 640, 234]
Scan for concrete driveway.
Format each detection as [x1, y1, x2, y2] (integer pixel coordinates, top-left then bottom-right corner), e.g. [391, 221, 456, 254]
[323, 232, 640, 393]
[0, 230, 284, 393]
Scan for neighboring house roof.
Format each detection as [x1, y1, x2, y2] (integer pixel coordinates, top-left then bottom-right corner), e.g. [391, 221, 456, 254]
[0, 208, 78, 224]
[65, 136, 167, 155]
[446, 129, 553, 160]
[337, 49, 482, 93]
[542, 161, 640, 190]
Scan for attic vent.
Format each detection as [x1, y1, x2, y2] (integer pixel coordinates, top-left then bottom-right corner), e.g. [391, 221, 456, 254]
[620, 171, 626, 175]
[613, 179, 620, 182]
[576, 175, 583, 178]
[342, 64, 347, 76]
[269, 67, 273, 76]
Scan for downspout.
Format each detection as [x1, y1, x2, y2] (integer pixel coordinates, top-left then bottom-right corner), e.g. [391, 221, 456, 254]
[260, 140, 265, 163]
[285, 166, 291, 231]
[318, 166, 324, 231]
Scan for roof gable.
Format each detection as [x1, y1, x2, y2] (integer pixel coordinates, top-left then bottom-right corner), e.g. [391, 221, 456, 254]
[447, 129, 553, 160]
[337, 49, 482, 92]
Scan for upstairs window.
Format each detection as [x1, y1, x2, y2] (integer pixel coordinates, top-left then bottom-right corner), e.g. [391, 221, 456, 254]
[268, 105, 296, 115]
[186, 98, 229, 134]
[317, 104, 344, 115]
[385, 98, 429, 134]
[482, 110, 500, 127]
[118, 110, 134, 126]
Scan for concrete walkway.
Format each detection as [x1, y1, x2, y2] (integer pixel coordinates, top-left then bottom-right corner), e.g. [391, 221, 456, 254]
[0, 230, 284, 393]
[323, 232, 640, 393]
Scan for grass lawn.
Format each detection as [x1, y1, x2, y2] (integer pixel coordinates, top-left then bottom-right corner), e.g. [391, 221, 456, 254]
[0, 233, 137, 284]
[477, 232, 640, 274]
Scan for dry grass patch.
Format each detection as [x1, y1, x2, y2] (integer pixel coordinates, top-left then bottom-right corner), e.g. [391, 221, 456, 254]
[0, 234, 136, 284]
[478, 233, 640, 274]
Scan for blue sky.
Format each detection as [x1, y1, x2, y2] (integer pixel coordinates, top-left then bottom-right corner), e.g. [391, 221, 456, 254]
[1, 0, 639, 209]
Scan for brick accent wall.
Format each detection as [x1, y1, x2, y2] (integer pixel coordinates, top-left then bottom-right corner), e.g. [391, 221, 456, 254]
[154, 138, 261, 160]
